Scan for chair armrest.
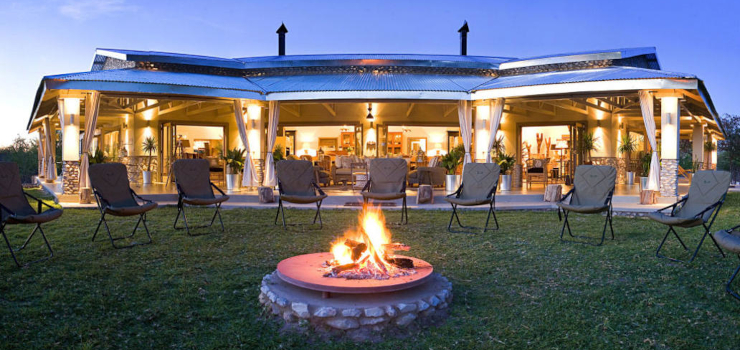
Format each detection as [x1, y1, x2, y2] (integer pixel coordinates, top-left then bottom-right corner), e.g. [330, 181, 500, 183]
[655, 196, 687, 214]
[446, 184, 463, 198]
[604, 189, 615, 206]
[130, 189, 153, 204]
[693, 200, 723, 220]
[210, 182, 227, 196]
[0, 203, 16, 221]
[23, 192, 55, 214]
[312, 182, 327, 196]
[277, 180, 285, 195]
[361, 179, 371, 193]
[559, 189, 574, 203]
[92, 189, 111, 209]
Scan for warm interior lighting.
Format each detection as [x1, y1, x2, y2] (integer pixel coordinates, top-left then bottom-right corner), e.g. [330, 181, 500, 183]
[247, 105, 262, 120]
[366, 103, 374, 121]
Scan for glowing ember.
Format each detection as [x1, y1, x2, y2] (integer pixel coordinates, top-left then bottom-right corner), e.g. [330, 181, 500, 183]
[323, 207, 416, 280]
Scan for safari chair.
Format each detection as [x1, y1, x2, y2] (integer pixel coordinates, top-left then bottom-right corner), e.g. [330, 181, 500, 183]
[275, 160, 327, 229]
[713, 227, 740, 301]
[557, 165, 616, 246]
[361, 158, 408, 224]
[173, 159, 230, 235]
[89, 163, 157, 249]
[648, 170, 730, 263]
[0, 162, 62, 267]
[445, 163, 500, 234]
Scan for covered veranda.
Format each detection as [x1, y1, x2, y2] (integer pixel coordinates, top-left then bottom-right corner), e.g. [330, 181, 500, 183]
[26, 48, 724, 210]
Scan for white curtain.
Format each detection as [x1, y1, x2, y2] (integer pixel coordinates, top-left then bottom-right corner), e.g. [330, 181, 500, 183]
[485, 98, 505, 163]
[37, 128, 46, 179]
[457, 100, 473, 165]
[233, 99, 259, 188]
[263, 100, 280, 187]
[79, 91, 101, 190]
[639, 90, 660, 191]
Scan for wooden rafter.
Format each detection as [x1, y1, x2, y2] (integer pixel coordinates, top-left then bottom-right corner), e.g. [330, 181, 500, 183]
[576, 98, 612, 113]
[281, 105, 301, 118]
[321, 103, 336, 117]
[405, 103, 415, 117]
[542, 100, 589, 115]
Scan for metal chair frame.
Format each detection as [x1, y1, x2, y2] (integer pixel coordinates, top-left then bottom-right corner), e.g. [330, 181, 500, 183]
[558, 188, 614, 246]
[654, 194, 727, 263]
[274, 180, 326, 229]
[173, 182, 227, 236]
[0, 193, 56, 267]
[446, 184, 498, 234]
[92, 188, 153, 249]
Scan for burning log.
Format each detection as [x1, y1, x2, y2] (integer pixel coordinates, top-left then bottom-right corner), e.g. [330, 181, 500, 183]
[382, 243, 410, 252]
[345, 239, 367, 261]
[386, 257, 414, 269]
[326, 263, 357, 276]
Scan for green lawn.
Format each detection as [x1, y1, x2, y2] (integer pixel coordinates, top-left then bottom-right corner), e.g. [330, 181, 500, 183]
[1, 190, 740, 349]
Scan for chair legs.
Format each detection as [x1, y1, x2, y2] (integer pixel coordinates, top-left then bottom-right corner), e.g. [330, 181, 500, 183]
[726, 255, 740, 301]
[274, 198, 324, 229]
[656, 223, 725, 263]
[174, 201, 225, 236]
[1, 223, 54, 267]
[559, 209, 614, 246]
[92, 212, 153, 249]
[447, 201, 498, 234]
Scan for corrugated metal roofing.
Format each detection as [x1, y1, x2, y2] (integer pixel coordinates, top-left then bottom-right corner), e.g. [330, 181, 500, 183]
[473, 67, 694, 91]
[249, 73, 493, 92]
[46, 69, 265, 93]
[503, 47, 656, 65]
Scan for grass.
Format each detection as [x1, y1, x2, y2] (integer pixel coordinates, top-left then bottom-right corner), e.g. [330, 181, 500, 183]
[1, 189, 740, 349]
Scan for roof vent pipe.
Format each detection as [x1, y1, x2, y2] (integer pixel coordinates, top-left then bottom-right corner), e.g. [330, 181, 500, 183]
[277, 23, 288, 56]
[458, 21, 469, 56]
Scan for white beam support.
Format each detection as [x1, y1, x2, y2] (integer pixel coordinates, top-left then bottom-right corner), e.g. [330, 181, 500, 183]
[692, 122, 705, 166]
[660, 96, 681, 197]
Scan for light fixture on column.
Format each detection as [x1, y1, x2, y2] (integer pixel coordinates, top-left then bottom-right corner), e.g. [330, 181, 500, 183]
[666, 113, 672, 124]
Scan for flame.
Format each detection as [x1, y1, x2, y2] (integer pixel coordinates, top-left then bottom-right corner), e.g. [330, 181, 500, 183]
[329, 207, 395, 274]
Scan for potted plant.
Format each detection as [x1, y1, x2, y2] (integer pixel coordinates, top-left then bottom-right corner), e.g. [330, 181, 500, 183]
[273, 144, 286, 163]
[496, 153, 516, 191]
[618, 134, 637, 185]
[579, 132, 599, 164]
[222, 147, 245, 190]
[141, 136, 157, 184]
[89, 148, 107, 164]
[704, 140, 716, 168]
[639, 152, 651, 191]
[441, 145, 464, 194]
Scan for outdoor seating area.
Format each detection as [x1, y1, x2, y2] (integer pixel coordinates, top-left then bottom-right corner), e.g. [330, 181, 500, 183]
[2, 179, 740, 347]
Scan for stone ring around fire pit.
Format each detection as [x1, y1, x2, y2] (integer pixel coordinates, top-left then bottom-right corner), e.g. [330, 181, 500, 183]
[259, 254, 453, 341]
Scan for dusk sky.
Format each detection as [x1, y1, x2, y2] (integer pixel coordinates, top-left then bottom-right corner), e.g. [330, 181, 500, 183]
[1, 0, 738, 146]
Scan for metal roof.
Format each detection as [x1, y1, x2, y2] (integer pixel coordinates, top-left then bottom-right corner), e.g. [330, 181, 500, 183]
[46, 69, 265, 94]
[95, 49, 513, 70]
[473, 67, 694, 91]
[249, 73, 493, 93]
[498, 47, 659, 70]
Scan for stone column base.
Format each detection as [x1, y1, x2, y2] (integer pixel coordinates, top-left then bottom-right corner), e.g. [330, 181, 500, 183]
[660, 159, 678, 197]
[62, 160, 80, 195]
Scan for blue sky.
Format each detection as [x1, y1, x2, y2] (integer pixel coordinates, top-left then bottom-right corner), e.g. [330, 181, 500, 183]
[1, 0, 738, 146]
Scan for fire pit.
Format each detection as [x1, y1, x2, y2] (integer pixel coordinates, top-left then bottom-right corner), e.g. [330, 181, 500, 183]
[259, 208, 452, 341]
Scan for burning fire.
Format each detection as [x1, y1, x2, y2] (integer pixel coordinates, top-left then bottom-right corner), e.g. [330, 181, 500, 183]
[324, 207, 415, 280]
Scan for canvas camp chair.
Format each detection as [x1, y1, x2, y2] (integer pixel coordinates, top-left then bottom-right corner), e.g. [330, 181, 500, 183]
[361, 158, 409, 224]
[89, 163, 157, 249]
[275, 160, 327, 229]
[557, 165, 616, 246]
[173, 159, 230, 235]
[0, 162, 62, 267]
[713, 226, 740, 301]
[648, 170, 730, 263]
[444, 163, 500, 234]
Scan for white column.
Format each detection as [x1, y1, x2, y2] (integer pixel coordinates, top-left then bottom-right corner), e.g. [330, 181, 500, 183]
[660, 96, 680, 197]
[59, 97, 81, 162]
[710, 133, 718, 169]
[474, 105, 488, 162]
[692, 122, 704, 167]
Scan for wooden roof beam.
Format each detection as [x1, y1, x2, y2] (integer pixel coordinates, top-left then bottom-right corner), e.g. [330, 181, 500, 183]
[321, 103, 336, 117]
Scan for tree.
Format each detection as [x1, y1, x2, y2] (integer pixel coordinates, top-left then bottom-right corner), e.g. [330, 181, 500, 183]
[0, 135, 39, 183]
[717, 114, 740, 182]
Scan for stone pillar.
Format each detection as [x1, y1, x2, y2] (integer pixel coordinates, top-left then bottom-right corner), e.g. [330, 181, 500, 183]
[62, 161, 80, 195]
[659, 97, 680, 197]
[692, 122, 704, 168]
[59, 97, 82, 195]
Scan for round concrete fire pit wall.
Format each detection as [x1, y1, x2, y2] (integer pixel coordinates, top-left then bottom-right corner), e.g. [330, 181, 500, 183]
[258, 271, 453, 339]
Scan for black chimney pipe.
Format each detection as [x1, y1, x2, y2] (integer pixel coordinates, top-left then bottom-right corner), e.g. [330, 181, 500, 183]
[277, 23, 288, 56]
[458, 21, 469, 56]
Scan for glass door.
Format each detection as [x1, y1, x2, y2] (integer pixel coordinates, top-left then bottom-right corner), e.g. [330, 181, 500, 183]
[159, 122, 176, 183]
[354, 124, 363, 156]
[377, 124, 387, 157]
